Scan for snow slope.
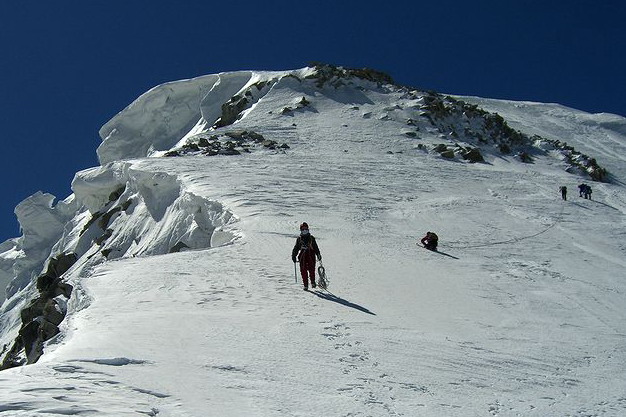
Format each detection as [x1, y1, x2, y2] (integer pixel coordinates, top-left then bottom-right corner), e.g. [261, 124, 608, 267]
[0, 66, 625, 416]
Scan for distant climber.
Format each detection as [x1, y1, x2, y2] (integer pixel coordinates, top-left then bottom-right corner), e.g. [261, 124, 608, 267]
[420, 231, 439, 251]
[559, 186, 567, 201]
[584, 185, 592, 200]
[578, 183, 587, 197]
[292, 222, 322, 290]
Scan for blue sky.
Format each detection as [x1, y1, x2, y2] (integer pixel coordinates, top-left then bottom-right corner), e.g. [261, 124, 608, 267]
[1, 1, 625, 242]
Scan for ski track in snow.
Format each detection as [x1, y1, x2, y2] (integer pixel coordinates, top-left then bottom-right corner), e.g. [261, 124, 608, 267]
[1, 74, 626, 416]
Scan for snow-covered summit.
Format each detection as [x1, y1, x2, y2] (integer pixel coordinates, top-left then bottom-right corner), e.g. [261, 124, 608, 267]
[97, 68, 316, 164]
[1, 64, 625, 416]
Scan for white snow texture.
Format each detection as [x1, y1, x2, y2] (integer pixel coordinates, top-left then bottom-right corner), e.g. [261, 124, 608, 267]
[0, 66, 625, 416]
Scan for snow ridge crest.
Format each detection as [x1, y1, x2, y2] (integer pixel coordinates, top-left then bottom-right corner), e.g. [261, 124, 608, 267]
[0, 161, 238, 368]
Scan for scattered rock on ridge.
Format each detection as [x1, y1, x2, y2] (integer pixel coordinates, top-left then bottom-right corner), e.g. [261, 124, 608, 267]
[307, 62, 395, 88]
[415, 93, 609, 180]
[163, 130, 289, 158]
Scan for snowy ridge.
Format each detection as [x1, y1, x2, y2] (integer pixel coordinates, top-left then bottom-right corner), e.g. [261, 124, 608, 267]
[0, 65, 625, 416]
[98, 68, 315, 164]
[459, 96, 626, 180]
[0, 160, 238, 367]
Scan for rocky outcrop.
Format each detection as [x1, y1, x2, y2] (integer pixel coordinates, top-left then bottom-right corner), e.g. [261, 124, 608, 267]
[307, 63, 395, 88]
[213, 81, 273, 129]
[432, 144, 484, 162]
[164, 130, 289, 157]
[1, 253, 76, 369]
[214, 94, 250, 128]
[459, 147, 485, 163]
[419, 94, 609, 180]
[533, 136, 608, 181]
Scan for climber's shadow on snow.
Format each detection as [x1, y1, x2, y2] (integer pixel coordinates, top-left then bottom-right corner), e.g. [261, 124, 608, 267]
[589, 199, 620, 212]
[433, 250, 459, 259]
[311, 290, 376, 315]
[571, 201, 592, 210]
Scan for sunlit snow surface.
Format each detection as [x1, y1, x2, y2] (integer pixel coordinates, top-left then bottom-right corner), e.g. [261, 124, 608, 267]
[1, 69, 625, 416]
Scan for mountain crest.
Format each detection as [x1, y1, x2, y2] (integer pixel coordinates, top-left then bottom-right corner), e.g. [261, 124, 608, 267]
[0, 64, 620, 372]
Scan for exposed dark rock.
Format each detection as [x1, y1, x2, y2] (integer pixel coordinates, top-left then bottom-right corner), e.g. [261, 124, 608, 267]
[19, 321, 41, 363]
[218, 148, 241, 156]
[261, 140, 278, 149]
[433, 144, 448, 153]
[225, 130, 245, 139]
[36, 275, 72, 299]
[182, 143, 200, 152]
[21, 318, 60, 364]
[43, 252, 77, 281]
[108, 185, 126, 202]
[214, 94, 250, 128]
[588, 162, 608, 181]
[307, 63, 395, 87]
[20, 297, 47, 324]
[1, 252, 76, 369]
[0, 341, 25, 369]
[460, 147, 484, 163]
[296, 96, 310, 109]
[95, 228, 113, 245]
[498, 143, 511, 154]
[169, 241, 189, 253]
[98, 206, 122, 229]
[213, 80, 274, 129]
[42, 299, 65, 326]
[418, 93, 609, 180]
[518, 152, 533, 163]
[121, 199, 133, 212]
[247, 131, 265, 142]
[81, 211, 104, 235]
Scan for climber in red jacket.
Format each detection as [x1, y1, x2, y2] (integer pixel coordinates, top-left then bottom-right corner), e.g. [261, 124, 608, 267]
[291, 222, 322, 290]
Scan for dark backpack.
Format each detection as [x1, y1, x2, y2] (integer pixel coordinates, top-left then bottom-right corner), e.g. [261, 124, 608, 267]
[298, 235, 316, 263]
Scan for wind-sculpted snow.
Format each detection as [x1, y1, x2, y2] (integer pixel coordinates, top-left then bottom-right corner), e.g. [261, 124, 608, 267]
[97, 69, 315, 165]
[69, 162, 238, 260]
[97, 74, 220, 165]
[0, 193, 76, 301]
[0, 161, 237, 367]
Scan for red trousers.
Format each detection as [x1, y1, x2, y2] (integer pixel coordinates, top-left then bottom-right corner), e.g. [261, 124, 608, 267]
[299, 259, 316, 287]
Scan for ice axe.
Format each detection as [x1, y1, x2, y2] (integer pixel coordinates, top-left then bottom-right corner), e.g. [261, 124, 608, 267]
[294, 261, 298, 283]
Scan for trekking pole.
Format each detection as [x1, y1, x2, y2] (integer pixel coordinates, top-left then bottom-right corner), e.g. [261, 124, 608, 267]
[294, 262, 298, 283]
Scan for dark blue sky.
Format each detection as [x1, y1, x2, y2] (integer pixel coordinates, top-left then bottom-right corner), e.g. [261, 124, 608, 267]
[1, 1, 625, 242]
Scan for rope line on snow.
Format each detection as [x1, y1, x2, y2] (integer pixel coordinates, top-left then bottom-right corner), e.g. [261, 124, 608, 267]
[444, 202, 566, 250]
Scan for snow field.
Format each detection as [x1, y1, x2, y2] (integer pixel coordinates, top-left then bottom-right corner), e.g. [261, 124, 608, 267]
[0, 69, 625, 416]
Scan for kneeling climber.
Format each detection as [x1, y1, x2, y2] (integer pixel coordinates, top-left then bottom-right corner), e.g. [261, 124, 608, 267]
[420, 231, 439, 251]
